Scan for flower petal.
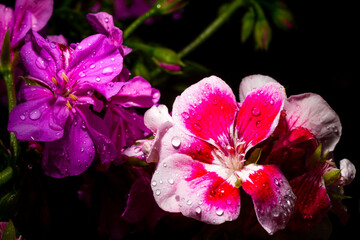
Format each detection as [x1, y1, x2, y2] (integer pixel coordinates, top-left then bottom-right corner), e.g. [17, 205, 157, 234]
[11, 9, 31, 48]
[144, 104, 173, 133]
[42, 113, 95, 178]
[239, 74, 278, 102]
[15, 0, 53, 31]
[67, 34, 123, 89]
[172, 76, 238, 147]
[340, 158, 356, 186]
[235, 83, 285, 150]
[0, 4, 14, 50]
[111, 76, 160, 108]
[285, 93, 341, 153]
[151, 154, 240, 224]
[8, 87, 68, 141]
[288, 165, 331, 230]
[241, 164, 296, 234]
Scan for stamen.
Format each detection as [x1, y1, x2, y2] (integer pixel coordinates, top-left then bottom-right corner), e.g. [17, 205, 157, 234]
[51, 77, 58, 85]
[66, 100, 72, 109]
[69, 94, 78, 100]
[62, 72, 69, 82]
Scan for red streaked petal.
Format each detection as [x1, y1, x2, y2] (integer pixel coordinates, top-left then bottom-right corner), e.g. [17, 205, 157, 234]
[235, 83, 285, 150]
[241, 164, 295, 234]
[151, 154, 240, 224]
[288, 165, 331, 230]
[172, 76, 238, 147]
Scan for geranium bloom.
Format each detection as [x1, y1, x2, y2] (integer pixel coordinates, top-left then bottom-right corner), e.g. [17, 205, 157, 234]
[8, 31, 123, 177]
[0, 0, 53, 61]
[145, 75, 296, 234]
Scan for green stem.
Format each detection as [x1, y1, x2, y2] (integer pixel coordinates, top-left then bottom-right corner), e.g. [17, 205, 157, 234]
[2, 69, 19, 160]
[123, 8, 158, 39]
[178, 0, 244, 58]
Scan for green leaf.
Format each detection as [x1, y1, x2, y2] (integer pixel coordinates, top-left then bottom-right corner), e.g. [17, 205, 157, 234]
[0, 30, 11, 70]
[1, 220, 16, 240]
[308, 144, 322, 170]
[328, 192, 352, 200]
[241, 7, 255, 43]
[323, 169, 341, 185]
[245, 148, 262, 165]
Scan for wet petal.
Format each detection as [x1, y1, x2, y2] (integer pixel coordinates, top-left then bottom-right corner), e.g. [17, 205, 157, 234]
[241, 164, 296, 234]
[285, 93, 341, 153]
[239, 74, 278, 102]
[235, 82, 285, 150]
[42, 113, 95, 178]
[172, 76, 238, 147]
[15, 0, 53, 31]
[144, 104, 173, 133]
[0, 4, 14, 50]
[288, 165, 331, 230]
[151, 154, 240, 224]
[340, 158, 356, 185]
[11, 9, 31, 48]
[8, 87, 68, 141]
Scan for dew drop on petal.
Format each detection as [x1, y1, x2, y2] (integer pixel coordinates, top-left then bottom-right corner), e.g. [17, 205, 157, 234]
[251, 107, 261, 116]
[216, 208, 224, 216]
[171, 136, 181, 148]
[35, 57, 47, 70]
[152, 180, 157, 186]
[186, 200, 192, 205]
[274, 178, 280, 186]
[195, 206, 202, 214]
[102, 67, 114, 75]
[20, 114, 26, 120]
[95, 77, 101, 82]
[193, 123, 202, 131]
[29, 109, 41, 120]
[155, 189, 161, 196]
[77, 45, 83, 50]
[79, 71, 86, 77]
[89, 64, 96, 69]
[181, 112, 190, 119]
[168, 178, 174, 185]
[256, 120, 262, 128]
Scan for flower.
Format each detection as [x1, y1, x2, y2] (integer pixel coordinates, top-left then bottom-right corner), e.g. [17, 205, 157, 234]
[241, 75, 353, 230]
[0, 0, 53, 62]
[145, 75, 296, 234]
[113, 0, 155, 20]
[8, 31, 123, 177]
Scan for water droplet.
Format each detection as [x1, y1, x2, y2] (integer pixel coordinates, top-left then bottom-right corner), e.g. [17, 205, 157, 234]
[182, 112, 190, 119]
[80, 147, 84, 153]
[35, 57, 47, 70]
[29, 109, 41, 120]
[155, 189, 161, 196]
[163, 163, 167, 167]
[216, 208, 224, 216]
[89, 64, 96, 69]
[79, 71, 86, 77]
[20, 114, 26, 120]
[270, 100, 274, 105]
[256, 120, 262, 128]
[102, 67, 114, 75]
[193, 123, 202, 131]
[81, 121, 86, 129]
[168, 178, 174, 185]
[77, 45, 83, 50]
[274, 178, 280, 186]
[104, 17, 109, 23]
[171, 136, 181, 148]
[186, 200, 192, 205]
[95, 77, 101, 82]
[251, 107, 261, 116]
[195, 206, 202, 214]
[152, 180, 157, 186]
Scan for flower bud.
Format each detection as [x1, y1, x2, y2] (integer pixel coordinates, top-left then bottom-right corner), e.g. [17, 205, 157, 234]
[254, 17, 272, 50]
[271, 2, 294, 30]
[241, 7, 255, 43]
[152, 46, 184, 72]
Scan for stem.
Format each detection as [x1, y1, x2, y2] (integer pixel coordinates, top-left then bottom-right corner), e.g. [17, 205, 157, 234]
[123, 8, 158, 39]
[2, 69, 19, 159]
[0, 166, 14, 187]
[178, 0, 244, 58]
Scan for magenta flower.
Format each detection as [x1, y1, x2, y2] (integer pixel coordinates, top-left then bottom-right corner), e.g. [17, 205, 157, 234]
[8, 31, 123, 178]
[0, 0, 53, 60]
[145, 75, 296, 234]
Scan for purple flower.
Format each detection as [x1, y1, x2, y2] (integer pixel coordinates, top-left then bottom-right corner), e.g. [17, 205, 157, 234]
[8, 31, 123, 178]
[113, 0, 155, 20]
[104, 75, 160, 164]
[0, 0, 53, 60]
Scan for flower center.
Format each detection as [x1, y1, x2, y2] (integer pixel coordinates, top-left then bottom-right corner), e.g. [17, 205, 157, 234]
[52, 72, 78, 109]
[213, 139, 247, 171]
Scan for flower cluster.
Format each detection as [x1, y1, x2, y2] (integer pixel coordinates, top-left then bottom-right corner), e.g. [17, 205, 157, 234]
[141, 75, 355, 235]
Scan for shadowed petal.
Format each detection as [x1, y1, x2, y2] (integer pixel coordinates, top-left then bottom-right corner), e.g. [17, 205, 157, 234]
[0, 4, 14, 51]
[241, 164, 296, 234]
[285, 93, 341, 153]
[15, 0, 53, 31]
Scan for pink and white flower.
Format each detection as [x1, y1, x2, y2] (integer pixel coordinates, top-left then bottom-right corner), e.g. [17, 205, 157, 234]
[145, 75, 296, 234]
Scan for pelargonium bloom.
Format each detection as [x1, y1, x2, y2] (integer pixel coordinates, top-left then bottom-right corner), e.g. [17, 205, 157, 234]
[0, 0, 53, 61]
[145, 75, 296, 234]
[8, 30, 123, 177]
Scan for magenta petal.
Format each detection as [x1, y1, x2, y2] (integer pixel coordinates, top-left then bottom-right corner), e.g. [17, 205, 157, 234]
[239, 74, 278, 102]
[87, 12, 116, 37]
[235, 83, 285, 150]
[8, 87, 68, 141]
[15, 0, 53, 31]
[152, 154, 240, 224]
[42, 114, 95, 178]
[0, 4, 14, 51]
[172, 76, 238, 146]
[67, 34, 123, 87]
[11, 9, 31, 48]
[241, 164, 296, 234]
[112, 76, 160, 108]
